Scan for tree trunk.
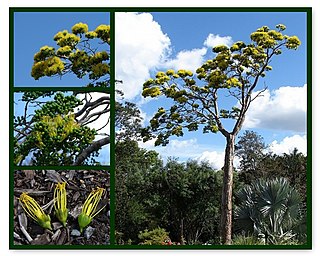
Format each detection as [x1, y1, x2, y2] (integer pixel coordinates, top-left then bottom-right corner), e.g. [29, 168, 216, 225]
[180, 218, 185, 245]
[220, 134, 235, 245]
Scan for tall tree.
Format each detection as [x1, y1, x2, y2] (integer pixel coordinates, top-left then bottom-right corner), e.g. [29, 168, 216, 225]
[141, 24, 301, 244]
[115, 100, 144, 142]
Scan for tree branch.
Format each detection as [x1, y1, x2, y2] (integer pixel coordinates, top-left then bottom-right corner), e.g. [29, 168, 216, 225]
[73, 136, 110, 165]
[75, 95, 110, 118]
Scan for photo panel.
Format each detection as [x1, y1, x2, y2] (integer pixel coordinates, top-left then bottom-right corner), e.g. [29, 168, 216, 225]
[13, 169, 110, 246]
[13, 90, 111, 166]
[114, 9, 311, 248]
[13, 10, 111, 88]
[9, 7, 311, 250]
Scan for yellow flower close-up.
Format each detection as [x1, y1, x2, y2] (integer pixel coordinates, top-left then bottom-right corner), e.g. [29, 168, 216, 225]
[78, 187, 106, 233]
[54, 182, 68, 227]
[19, 192, 52, 230]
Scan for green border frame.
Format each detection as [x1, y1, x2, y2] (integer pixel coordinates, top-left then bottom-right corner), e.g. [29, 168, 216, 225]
[9, 6, 312, 250]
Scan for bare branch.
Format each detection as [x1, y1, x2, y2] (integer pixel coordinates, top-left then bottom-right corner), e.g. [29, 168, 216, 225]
[73, 136, 110, 165]
[75, 95, 110, 118]
[78, 107, 110, 126]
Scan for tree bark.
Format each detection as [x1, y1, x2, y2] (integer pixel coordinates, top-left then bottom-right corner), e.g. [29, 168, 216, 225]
[220, 134, 235, 245]
[180, 218, 185, 245]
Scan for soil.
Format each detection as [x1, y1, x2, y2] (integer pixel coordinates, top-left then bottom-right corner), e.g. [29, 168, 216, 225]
[13, 169, 110, 246]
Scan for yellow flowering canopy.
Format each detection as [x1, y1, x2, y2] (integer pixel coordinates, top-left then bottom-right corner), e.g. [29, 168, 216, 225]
[141, 24, 301, 146]
[31, 22, 111, 87]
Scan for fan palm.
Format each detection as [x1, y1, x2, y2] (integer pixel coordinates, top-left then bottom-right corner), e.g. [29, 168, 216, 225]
[234, 177, 301, 244]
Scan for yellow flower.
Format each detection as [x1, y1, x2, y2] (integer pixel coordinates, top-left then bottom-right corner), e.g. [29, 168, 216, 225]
[78, 187, 106, 233]
[19, 193, 52, 230]
[54, 182, 68, 227]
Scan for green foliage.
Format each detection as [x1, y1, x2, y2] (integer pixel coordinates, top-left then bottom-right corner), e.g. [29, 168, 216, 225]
[115, 139, 240, 244]
[235, 177, 302, 245]
[235, 130, 266, 184]
[232, 234, 265, 245]
[115, 100, 145, 142]
[236, 132, 307, 214]
[14, 92, 100, 166]
[141, 24, 301, 146]
[138, 227, 170, 245]
[31, 22, 110, 87]
[32, 92, 82, 120]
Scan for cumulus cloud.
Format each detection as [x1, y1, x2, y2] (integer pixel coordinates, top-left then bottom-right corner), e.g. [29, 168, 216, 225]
[269, 134, 307, 155]
[115, 12, 171, 100]
[196, 150, 225, 170]
[204, 33, 233, 48]
[164, 48, 207, 72]
[163, 34, 234, 74]
[244, 85, 307, 132]
[115, 13, 236, 101]
[196, 151, 240, 170]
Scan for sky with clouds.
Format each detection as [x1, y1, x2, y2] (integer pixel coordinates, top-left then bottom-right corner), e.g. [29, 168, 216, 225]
[115, 11, 308, 169]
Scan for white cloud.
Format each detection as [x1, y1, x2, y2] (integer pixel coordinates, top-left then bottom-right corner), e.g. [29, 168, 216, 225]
[139, 138, 201, 160]
[115, 13, 236, 102]
[196, 150, 225, 170]
[197, 151, 240, 170]
[115, 12, 171, 100]
[164, 48, 207, 72]
[139, 137, 242, 170]
[75, 92, 110, 141]
[269, 134, 307, 155]
[244, 85, 307, 132]
[204, 33, 233, 48]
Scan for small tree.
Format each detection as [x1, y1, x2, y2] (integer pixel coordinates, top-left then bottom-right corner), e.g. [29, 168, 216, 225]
[235, 130, 266, 184]
[141, 24, 301, 244]
[138, 228, 171, 245]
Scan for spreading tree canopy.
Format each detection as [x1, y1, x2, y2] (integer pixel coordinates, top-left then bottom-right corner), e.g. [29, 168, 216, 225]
[141, 24, 301, 244]
[31, 22, 110, 87]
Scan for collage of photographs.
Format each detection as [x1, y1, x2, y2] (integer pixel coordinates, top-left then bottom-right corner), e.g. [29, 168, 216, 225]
[9, 7, 311, 250]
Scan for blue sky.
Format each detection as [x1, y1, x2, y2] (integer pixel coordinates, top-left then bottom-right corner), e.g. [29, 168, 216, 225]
[13, 11, 110, 165]
[115, 11, 308, 169]
[14, 11, 110, 87]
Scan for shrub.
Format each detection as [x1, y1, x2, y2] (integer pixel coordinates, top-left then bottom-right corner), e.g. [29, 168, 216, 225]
[138, 227, 170, 245]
